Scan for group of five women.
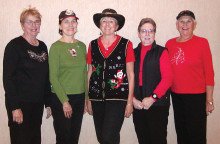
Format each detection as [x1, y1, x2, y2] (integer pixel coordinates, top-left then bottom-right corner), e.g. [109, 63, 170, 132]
[3, 7, 214, 144]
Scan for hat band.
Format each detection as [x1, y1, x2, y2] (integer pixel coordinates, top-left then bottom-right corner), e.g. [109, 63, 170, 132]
[59, 16, 78, 21]
[104, 12, 117, 14]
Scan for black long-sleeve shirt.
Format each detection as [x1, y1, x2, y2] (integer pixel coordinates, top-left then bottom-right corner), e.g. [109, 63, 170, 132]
[3, 36, 51, 111]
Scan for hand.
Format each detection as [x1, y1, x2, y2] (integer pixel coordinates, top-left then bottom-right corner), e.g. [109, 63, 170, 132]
[12, 109, 23, 124]
[124, 103, 133, 118]
[46, 107, 52, 119]
[133, 97, 144, 110]
[142, 97, 155, 110]
[63, 102, 72, 119]
[86, 100, 93, 115]
[206, 102, 214, 116]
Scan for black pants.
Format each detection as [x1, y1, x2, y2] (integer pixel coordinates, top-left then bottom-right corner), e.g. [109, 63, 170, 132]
[171, 92, 207, 144]
[91, 101, 127, 144]
[133, 105, 170, 144]
[51, 93, 85, 144]
[6, 102, 44, 144]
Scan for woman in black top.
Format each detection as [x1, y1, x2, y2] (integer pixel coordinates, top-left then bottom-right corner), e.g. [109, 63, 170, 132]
[133, 18, 173, 144]
[3, 7, 51, 144]
[87, 8, 134, 144]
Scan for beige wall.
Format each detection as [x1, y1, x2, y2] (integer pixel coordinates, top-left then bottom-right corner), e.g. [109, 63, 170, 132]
[0, 0, 220, 143]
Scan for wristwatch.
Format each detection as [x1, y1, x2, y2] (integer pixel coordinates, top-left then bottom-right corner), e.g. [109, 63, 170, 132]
[152, 93, 159, 101]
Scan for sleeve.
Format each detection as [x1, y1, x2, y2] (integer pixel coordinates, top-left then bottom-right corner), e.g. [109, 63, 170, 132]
[202, 39, 214, 85]
[86, 44, 92, 64]
[44, 45, 52, 107]
[3, 40, 20, 110]
[165, 39, 173, 51]
[84, 46, 88, 99]
[152, 49, 173, 98]
[44, 70, 52, 107]
[126, 41, 135, 63]
[49, 44, 69, 104]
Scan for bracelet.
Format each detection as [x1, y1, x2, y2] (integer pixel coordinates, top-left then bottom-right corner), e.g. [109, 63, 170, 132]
[127, 103, 132, 106]
[207, 101, 214, 105]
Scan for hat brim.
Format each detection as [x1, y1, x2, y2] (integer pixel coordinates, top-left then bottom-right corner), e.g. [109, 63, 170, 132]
[93, 13, 125, 31]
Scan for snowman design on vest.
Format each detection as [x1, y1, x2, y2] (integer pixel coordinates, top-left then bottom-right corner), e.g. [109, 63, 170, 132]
[111, 70, 127, 89]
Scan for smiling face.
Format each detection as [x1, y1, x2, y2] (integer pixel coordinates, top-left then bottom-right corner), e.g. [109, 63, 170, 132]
[22, 15, 41, 38]
[176, 16, 196, 39]
[100, 17, 119, 36]
[59, 17, 78, 36]
[138, 23, 155, 46]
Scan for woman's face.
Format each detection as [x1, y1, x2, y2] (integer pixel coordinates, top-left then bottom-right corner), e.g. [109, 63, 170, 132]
[138, 23, 155, 46]
[59, 17, 78, 36]
[100, 17, 119, 36]
[22, 15, 41, 38]
[176, 16, 196, 38]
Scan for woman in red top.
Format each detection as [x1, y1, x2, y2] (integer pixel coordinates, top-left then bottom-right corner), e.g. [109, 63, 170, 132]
[166, 10, 214, 144]
[133, 18, 173, 144]
[86, 8, 135, 144]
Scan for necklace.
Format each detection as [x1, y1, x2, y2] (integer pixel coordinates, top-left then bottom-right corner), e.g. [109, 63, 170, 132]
[22, 35, 39, 46]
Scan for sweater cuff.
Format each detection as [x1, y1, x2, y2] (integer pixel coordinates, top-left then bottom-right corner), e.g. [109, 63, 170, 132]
[150, 96, 157, 102]
[6, 101, 20, 111]
[59, 96, 69, 104]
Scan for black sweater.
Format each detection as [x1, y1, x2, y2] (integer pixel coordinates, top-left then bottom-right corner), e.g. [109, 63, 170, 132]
[3, 36, 51, 110]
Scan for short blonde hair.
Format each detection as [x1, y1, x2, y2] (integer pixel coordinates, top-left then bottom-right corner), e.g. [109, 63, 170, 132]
[20, 6, 42, 25]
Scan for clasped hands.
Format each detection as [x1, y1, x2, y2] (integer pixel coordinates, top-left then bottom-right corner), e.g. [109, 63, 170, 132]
[133, 97, 155, 110]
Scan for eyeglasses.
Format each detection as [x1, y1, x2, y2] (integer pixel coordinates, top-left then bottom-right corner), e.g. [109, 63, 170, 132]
[140, 29, 155, 35]
[25, 20, 41, 25]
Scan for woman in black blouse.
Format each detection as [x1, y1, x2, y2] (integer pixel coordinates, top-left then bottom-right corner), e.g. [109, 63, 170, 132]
[3, 7, 51, 144]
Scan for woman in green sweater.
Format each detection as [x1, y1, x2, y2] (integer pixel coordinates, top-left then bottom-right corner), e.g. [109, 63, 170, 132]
[49, 10, 87, 144]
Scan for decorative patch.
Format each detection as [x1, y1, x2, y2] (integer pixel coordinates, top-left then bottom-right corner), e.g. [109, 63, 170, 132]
[171, 47, 185, 65]
[27, 50, 47, 62]
[108, 70, 127, 89]
[69, 48, 77, 56]
[65, 10, 74, 15]
[92, 64, 102, 75]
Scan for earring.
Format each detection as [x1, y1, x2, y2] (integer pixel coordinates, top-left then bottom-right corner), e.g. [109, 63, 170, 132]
[100, 31, 102, 35]
[115, 31, 117, 35]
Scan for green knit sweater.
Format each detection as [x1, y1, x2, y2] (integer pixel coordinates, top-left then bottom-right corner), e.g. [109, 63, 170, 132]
[49, 40, 87, 104]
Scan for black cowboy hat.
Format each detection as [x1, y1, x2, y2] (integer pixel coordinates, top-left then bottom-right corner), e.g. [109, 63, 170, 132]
[93, 8, 125, 31]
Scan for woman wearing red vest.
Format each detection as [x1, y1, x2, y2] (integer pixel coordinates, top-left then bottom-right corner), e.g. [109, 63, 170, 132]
[87, 8, 135, 144]
[166, 10, 214, 144]
[133, 18, 173, 144]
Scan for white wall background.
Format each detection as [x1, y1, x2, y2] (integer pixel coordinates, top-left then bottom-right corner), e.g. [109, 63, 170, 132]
[0, 0, 220, 143]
